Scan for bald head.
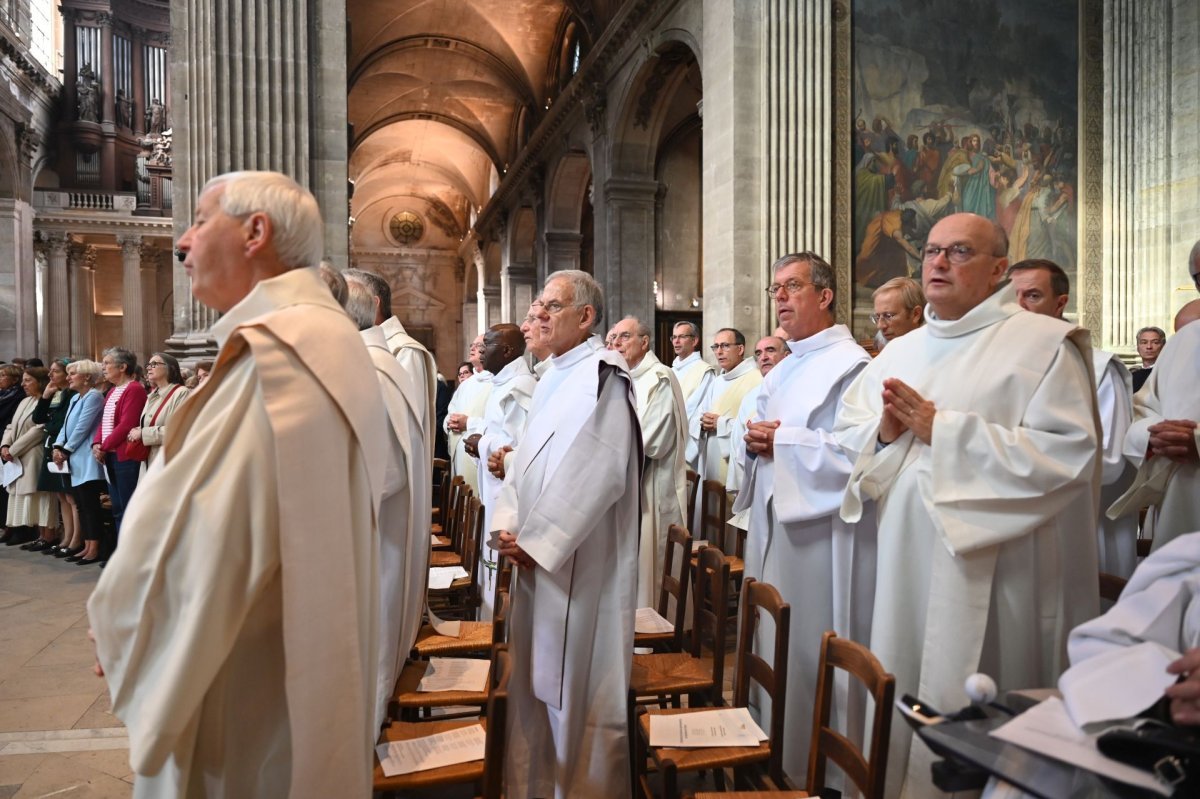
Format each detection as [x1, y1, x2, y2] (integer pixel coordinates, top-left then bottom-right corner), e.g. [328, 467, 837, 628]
[1175, 299, 1200, 332]
[922, 212, 1009, 320]
[753, 336, 789, 376]
[482, 323, 525, 373]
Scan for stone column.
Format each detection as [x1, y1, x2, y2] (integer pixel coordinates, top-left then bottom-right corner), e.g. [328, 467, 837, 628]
[44, 234, 71, 359]
[131, 26, 146, 136]
[68, 243, 96, 358]
[168, 0, 349, 360]
[481, 286, 501, 328]
[139, 242, 162, 355]
[543, 231, 583, 273]
[0, 199, 37, 357]
[602, 176, 659, 329]
[117, 235, 146, 359]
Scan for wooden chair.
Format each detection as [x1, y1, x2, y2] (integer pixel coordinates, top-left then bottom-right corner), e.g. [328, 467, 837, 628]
[431, 469, 458, 543]
[805, 631, 896, 799]
[1099, 572, 1127, 603]
[630, 545, 732, 709]
[636, 578, 791, 799]
[429, 496, 484, 619]
[413, 558, 509, 659]
[635, 524, 693, 652]
[430, 483, 471, 567]
[1136, 537, 1152, 558]
[374, 645, 511, 799]
[686, 469, 700, 528]
[390, 590, 511, 722]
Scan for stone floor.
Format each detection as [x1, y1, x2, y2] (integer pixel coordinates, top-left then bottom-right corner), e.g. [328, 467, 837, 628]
[0, 542, 131, 799]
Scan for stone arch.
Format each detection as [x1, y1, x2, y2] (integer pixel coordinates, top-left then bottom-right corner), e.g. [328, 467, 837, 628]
[544, 150, 592, 274]
[610, 39, 700, 178]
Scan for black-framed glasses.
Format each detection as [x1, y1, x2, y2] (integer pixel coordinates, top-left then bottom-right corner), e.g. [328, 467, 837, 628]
[146, 360, 165, 368]
[922, 243, 997, 264]
[870, 312, 898, 325]
[765, 279, 812, 297]
[710, 342, 740, 352]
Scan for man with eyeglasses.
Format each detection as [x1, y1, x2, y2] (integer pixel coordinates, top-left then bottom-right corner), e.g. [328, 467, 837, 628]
[1132, 326, 1166, 392]
[669, 320, 714, 421]
[836, 212, 1101, 799]
[492, 270, 640, 799]
[871, 276, 925, 350]
[443, 334, 493, 493]
[732, 252, 872, 784]
[610, 316, 688, 606]
[89, 171, 388, 797]
[1108, 238, 1200, 557]
[687, 328, 760, 513]
[1008, 258, 1137, 580]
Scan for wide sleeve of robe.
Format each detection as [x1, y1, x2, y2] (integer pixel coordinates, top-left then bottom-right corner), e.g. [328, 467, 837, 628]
[1097, 361, 1133, 486]
[88, 359, 281, 776]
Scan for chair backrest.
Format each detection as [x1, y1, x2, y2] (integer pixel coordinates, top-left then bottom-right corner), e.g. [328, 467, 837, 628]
[481, 645, 512, 799]
[732, 578, 791, 785]
[491, 587, 511, 645]
[656, 524, 693, 650]
[447, 481, 469, 551]
[462, 496, 483, 581]
[1099, 572, 1127, 603]
[691, 545, 732, 697]
[685, 469, 699, 524]
[807, 630, 896, 799]
[494, 557, 512, 610]
[700, 480, 728, 550]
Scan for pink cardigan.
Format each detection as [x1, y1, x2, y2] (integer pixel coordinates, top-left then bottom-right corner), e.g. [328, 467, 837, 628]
[94, 381, 148, 461]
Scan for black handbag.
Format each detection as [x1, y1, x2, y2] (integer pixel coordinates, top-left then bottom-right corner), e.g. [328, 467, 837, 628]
[1097, 709, 1200, 796]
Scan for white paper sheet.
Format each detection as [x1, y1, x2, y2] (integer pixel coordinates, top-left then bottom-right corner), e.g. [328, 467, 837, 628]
[47, 460, 69, 475]
[648, 707, 768, 749]
[1058, 641, 1180, 728]
[416, 658, 490, 693]
[375, 724, 486, 777]
[428, 566, 469, 590]
[0, 460, 23, 487]
[635, 607, 675, 635]
[989, 697, 1171, 796]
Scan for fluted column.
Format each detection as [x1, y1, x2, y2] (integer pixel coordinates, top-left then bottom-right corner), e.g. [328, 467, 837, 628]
[68, 243, 96, 359]
[117, 235, 146, 358]
[45, 234, 71, 359]
[139, 242, 162, 355]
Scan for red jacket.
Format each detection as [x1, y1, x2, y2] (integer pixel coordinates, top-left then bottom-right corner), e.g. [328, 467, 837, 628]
[93, 381, 148, 461]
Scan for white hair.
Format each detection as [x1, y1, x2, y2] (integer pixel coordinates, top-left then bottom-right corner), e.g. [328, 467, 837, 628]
[545, 269, 604, 330]
[202, 171, 323, 270]
[343, 279, 377, 331]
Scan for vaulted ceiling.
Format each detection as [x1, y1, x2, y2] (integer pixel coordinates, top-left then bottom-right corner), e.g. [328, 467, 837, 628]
[347, 0, 607, 248]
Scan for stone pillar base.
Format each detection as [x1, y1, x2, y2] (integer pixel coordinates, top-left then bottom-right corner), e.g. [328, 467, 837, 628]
[164, 331, 218, 366]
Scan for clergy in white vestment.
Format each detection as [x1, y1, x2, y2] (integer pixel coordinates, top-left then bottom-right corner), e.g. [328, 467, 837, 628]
[733, 252, 873, 784]
[1108, 243, 1200, 552]
[485, 305, 556, 486]
[670, 320, 715, 424]
[493, 270, 641, 799]
[836, 214, 1101, 799]
[1009, 259, 1138, 578]
[871, 276, 925, 350]
[343, 281, 430, 733]
[464, 323, 537, 619]
[611, 316, 688, 607]
[444, 334, 493, 493]
[726, 336, 788, 510]
[1068, 531, 1200, 727]
[687, 328, 762, 503]
[88, 172, 387, 798]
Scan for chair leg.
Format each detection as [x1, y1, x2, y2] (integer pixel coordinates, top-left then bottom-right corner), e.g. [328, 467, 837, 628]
[662, 759, 679, 799]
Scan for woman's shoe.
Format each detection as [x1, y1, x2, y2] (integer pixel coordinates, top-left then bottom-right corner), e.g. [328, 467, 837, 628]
[24, 540, 49, 552]
[41, 544, 61, 555]
[76, 556, 100, 566]
[54, 546, 79, 559]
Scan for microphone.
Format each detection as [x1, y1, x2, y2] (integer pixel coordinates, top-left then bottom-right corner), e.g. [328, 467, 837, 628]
[175, 249, 185, 262]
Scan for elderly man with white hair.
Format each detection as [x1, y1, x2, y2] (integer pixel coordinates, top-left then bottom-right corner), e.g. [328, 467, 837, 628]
[494, 270, 641, 799]
[444, 334, 493, 492]
[88, 171, 387, 798]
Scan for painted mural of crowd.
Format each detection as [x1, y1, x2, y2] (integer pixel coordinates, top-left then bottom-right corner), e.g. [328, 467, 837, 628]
[854, 115, 1077, 291]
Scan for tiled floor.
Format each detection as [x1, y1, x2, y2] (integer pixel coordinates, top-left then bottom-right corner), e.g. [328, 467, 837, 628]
[0, 543, 131, 798]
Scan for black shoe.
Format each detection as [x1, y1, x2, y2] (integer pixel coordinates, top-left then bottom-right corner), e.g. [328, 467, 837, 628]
[65, 554, 84, 563]
[41, 544, 62, 555]
[22, 540, 46, 551]
[54, 546, 78, 559]
[76, 557, 100, 566]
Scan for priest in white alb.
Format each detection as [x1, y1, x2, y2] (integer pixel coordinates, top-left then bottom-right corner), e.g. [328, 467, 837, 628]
[1107, 243, 1200, 552]
[1008, 258, 1138, 577]
[610, 315, 688, 606]
[88, 172, 387, 798]
[444, 335, 492, 492]
[687, 328, 762, 505]
[343, 279, 430, 733]
[733, 252, 873, 783]
[726, 335, 788, 518]
[836, 213, 1101, 799]
[670, 321, 714, 422]
[463, 323, 537, 619]
[493, 270, 641, 799]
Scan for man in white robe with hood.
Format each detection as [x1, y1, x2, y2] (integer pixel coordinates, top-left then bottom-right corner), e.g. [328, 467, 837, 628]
[343, 279, 429, 733]
[1108, 241, 1200, 552]
[733, 252, 873, 784]
[1007, 258, 1137, 577]
[670, 320, 714, 424]
[464, 323, 537, 619]
[88, 171, 386, 798]
[688, 328, 762, 512]
[444, 335, 493, 492]
[726, 336, 788, 520]
[836, 213, 1101, 799]
[493, 270, 641, 799]
[611, 315, 688, 606]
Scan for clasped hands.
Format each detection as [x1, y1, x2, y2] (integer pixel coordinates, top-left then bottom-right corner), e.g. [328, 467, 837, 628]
[463, 433, 482, 458]
[496, 530, 534, 569]
[700, 411, 720, 434]
[446, 413, 469, 434]
[879, 378, 935, 445]
[488, 445, 512, 479]
[1147, 419, 1199, 464]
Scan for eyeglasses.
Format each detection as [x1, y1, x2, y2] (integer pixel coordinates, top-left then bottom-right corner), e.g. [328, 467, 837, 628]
[710, 342, 742, 352]
[531, 300, 575, 315]
[922, 243, 1000, 264]
[870, 312, 898, 325]
[612, 332, 634, 343]
[765, 279, 813, 297]
[146, 361, 165, 368]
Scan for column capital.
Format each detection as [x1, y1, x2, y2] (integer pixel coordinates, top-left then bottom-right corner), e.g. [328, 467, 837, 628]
[116, 234, 143, 256]
[41, 231, 69, 254]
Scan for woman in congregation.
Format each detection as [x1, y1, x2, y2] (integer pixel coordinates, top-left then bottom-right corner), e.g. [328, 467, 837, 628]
[127, 352, 189, 474]
[32, 359, 77, 555]
[0, 364, 26, 544]
[52, 360, 106, 564]
[2, 367, 57, 549]
[91, 348, 146, 548]
[193, 360, 213, 388]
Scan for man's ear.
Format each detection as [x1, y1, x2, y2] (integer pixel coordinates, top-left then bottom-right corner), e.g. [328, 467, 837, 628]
[578, 304, 596, 332]
[818, 287, 834, 312]
[244, 211, 272, 257]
